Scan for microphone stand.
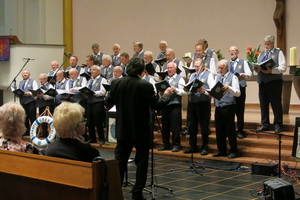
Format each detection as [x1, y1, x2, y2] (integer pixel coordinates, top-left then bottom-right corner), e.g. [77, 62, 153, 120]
[48, 53, 72, 84]
[7, 58, 31, 102]
[170, 63, 205, 174]
[144, 110, 173, 199]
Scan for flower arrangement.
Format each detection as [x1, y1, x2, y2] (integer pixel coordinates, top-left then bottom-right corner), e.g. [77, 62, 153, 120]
[215, 49, 224, 60]
[246, 45, 261, 63]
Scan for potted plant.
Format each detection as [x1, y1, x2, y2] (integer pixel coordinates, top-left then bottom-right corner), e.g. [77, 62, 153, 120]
[293, 67, 300, 100]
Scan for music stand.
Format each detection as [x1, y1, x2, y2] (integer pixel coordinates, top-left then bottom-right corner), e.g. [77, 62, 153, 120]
[250, 129, 293, 178]
[170, 66, 205, 175]
[144, 110, 173, 199]
[169, 139, 204, 175]
[123, 158, 135, 187]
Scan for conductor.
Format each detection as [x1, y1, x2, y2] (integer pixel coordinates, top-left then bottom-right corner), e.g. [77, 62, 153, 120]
[105, 57, 172, 200]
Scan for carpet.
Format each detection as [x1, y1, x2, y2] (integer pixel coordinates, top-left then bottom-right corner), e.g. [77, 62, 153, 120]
[196, 159, 241, 171]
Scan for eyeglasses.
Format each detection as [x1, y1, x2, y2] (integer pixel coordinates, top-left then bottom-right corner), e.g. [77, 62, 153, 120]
[81, 118, 87, 124]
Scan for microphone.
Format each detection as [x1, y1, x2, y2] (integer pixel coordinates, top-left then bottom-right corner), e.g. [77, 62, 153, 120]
[23, 58, 35, 60]
[64, 52, 72, 57]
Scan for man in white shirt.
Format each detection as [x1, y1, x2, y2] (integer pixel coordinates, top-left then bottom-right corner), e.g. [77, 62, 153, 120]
[228, 46, 253, 139]
[254, 35, 286, 134]
[92, 43, 105, 66]
[212, 60, 240, 159]
[100, 55, 114, 82]
[183, 58, 215, 155]
[111, 43, 121, 67]
[158, 62, 185, 152]
[17, 69, 38, 136]
[85, 65, 108, 145]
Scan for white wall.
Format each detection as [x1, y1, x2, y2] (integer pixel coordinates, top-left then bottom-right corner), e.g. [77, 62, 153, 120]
[0, 44, 64, 103]
[72, 0, 300, 104]
[0, 0, 299, 104]
[0, 0, 63, 44]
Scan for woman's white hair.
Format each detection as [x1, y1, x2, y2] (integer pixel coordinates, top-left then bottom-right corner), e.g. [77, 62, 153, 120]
[52, 102, 84, 140]
[0, 102, 26, 141]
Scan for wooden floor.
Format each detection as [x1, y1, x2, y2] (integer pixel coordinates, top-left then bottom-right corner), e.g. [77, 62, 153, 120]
[99, 104, 300, 169]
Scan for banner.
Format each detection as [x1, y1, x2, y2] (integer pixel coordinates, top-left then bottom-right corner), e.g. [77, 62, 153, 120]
[0, 37, 10, 61]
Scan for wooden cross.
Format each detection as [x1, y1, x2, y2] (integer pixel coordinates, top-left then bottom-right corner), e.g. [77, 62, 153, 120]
[273, 0, 286, 55]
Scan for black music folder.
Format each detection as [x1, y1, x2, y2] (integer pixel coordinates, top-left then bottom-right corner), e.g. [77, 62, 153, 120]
[145, 62, 156, 76]
[208, 81, 225, 101]
[102, 83, 111, 91]
[252, 58, 276, 70]
[80, 71, 91, 80]
[79, 87, 95, 96]
[154, 57, 167, 66]
[63, 70, 70, 78]
[29, 88, 43, 96]
[157, 71, 168, 79]
[184, 79, 204, 93]
[176, 67, 182, 74]
[182, 66, 196, 74]
[47, 75, 56, 83]
[12, 88, 24, 97]
[44, 88, 58, 97]
[155, 80, 170, 92]
[234, 72, 240, 77]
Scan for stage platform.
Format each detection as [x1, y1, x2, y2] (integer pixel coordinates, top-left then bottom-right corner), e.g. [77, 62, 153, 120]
[99, 104, 300, 169]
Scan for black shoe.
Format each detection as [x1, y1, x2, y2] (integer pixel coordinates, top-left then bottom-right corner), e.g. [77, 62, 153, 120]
[212, 152, 227, 157]
[256, 127, 270, 132]
[88, 139, 97, 143]
[99, 139, 105, 145]
[132, 195, 146, 200]
[236, 132, 245, 139]
[228, 152, 237, 159]
[275, 126, 282, 134]
[172, 146, 181, 152]
[183, 147, 198, 154]
[157, 145, 170, 151]
[200, 148, 209, 156]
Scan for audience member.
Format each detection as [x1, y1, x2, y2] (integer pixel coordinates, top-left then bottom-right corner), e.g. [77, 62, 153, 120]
[45, 102, 100, 162]
[0, 102, 36, 153]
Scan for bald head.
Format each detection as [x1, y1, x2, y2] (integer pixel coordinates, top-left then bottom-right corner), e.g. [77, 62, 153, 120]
[56, 70, 64, 82]
[69, 68, 79, 80]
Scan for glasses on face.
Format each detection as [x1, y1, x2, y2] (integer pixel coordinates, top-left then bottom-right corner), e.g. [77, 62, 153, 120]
[81, 118, 87, 124]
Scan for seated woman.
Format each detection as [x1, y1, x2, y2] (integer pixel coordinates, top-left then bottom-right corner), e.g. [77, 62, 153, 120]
[45, 102, 100, 162]
[0, 102, 35, 153]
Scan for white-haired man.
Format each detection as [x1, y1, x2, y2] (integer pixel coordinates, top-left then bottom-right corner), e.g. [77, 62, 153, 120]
[158, 62, 185, 152]
[228, 46, 252, 139]
[100, 55, 114, 81]
[111, 43, 121, 67]
[156, 40, 168, 59]
[255, 35, 286, 134]
[85, 65, 108, 144]
[212, 60, 240, 159]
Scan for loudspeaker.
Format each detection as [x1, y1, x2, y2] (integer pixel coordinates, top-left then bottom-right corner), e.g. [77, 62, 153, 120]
[252, 162, 278, 176]
[263, 178, 295, 200]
